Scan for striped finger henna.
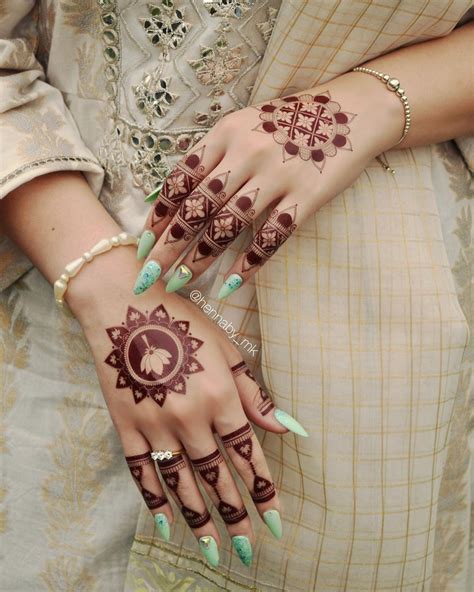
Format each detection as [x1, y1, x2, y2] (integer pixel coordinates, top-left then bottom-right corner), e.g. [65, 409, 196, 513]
[231, 360, 274, 417]
[126, 452, 168, 509]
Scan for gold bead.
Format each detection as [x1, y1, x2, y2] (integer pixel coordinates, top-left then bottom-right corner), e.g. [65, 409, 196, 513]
[60, 273, 69, 283]
[387, 77, 400, 91]
[111, 236, 119, 246]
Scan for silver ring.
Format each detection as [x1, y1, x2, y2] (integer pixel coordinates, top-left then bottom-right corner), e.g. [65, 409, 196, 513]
[151, 448, 184, 461]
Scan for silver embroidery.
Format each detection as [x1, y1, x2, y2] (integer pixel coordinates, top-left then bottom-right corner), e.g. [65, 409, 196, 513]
[133, 72, 179, 124]
[203, 0, 254, 19]
[140, 0, 191, 59]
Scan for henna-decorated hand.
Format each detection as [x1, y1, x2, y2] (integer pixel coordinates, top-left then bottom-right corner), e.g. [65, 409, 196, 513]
[135, 71, 402, 297]
[68, 249, 308, 568]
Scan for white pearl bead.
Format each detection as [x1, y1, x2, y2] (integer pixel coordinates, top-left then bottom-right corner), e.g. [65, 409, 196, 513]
[83, 251, 92, 262]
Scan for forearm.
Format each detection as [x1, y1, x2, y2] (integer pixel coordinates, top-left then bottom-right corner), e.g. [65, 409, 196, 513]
[358, 21, 474, 149]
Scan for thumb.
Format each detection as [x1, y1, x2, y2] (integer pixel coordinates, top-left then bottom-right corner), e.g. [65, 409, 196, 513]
[230, 360, 309, 438]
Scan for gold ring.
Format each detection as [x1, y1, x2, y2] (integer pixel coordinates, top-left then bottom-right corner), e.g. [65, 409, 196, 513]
[151, 448, 184, 461]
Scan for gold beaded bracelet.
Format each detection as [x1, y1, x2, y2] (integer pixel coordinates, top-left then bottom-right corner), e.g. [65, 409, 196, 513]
[352, 66, 411, 173]
[54, 232, 139, 305]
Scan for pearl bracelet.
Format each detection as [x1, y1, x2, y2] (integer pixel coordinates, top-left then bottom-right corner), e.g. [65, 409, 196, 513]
[54, 232, 139, 305]
[352, 66, 411, 173]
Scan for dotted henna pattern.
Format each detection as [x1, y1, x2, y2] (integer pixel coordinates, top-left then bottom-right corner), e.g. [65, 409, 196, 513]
[191, 449, 248, 524]
[221, 422, 276, 504]
[104, 305, 204, 407]
[157, 453, 211, 529]
[254, 91, 356, 171]
[231, 361, 274, 416]
[125, 451, 168, 510]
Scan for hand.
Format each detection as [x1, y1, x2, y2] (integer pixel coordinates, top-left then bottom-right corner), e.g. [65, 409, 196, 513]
[134, 71, 402, 298]
[68, 248, 308, 568]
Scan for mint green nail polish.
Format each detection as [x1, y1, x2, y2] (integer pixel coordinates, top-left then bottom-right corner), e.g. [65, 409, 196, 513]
[263, 509, 283, 540]
[144, 185, 162, 203]
[137, 230, 156, 260]
[154, 513, 170, 541]
[134, 260, 162, 295]
[165, 264, 192, 293]
[199, 535, 219, 567]
[217, 273, 243, 300]
[232, 535, 253, 567]
[274, 408, 309, 437]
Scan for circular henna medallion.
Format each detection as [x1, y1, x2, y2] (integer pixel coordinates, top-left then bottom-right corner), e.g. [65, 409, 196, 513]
[105, 305, 204, 407]
[255, 91, 355, 171]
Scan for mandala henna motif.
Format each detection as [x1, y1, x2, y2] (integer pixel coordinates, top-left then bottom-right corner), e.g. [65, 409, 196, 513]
[105, 305, 204, 407]
[191, 449, 248, 524]
[221, 422, 276, 504]
[165, 171, 229, 244]
[125, 451, 168, 510]
[152, 146, 206, 225]
[192, 189, 258, 262]
[243, 204, 297, 272]
[157, 453, 211, 528]
[231, 361, 274, 416]
[254, 91, 356, 171]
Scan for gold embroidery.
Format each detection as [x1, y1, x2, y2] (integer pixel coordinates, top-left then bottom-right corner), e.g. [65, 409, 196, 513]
[60, 0, 101, 38]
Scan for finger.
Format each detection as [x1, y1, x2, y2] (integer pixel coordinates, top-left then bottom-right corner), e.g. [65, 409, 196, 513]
[153, 442, 222, 567]
[144, 163, 251, 293]
[217, 418, 283, 543]
[137, 142, 223, 260]
[123, 431, 174, 542]
[216, 197, 300, 300]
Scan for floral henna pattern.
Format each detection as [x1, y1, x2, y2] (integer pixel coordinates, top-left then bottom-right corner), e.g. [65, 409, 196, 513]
[221, 423, 276, 503]
[191, 449, 248, 524]
[105, 305, 204, 407]
[254, 91, 356, 171]
[126, 451, 168, 510]
[231, 361, 274, 416]
[152, 146, 206, 225]
[192, 189, 258, 262]
[242, 204, 297, 272]
[157, 453, 211, 529]
[165, 171, 229, 244]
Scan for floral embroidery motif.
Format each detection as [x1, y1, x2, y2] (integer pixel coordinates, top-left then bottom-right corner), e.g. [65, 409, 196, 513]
[140, 0, 191, 58]
[133, 73, 178, 123]
[254, 92, 356, 171]
[189, 33, 245, 89]
[203, 0, 253, 19]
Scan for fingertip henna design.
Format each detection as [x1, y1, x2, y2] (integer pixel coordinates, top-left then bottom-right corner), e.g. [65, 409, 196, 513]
[192, 189, 259, 263]
[105, 305, 204, 407]
[254, 91, 356, 171]
[221, 423, 276, 504]
[164, 171, 230, 245]
[125, 451, 168, 510]
[242, 204, 297, 272]
[152, 146, 207, 225]
[157, 453, 211, 529]
[191, 449, 248, 524]
[231, 361, 275, 416]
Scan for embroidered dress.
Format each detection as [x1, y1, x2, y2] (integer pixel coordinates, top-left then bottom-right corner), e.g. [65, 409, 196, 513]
[0, 1, 472, 591]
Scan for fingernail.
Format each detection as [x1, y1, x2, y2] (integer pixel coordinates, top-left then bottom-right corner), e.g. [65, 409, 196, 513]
[154, 513, 170, 541]
[144, 185, 162, 203]
[165, 264, 193, 293]
[274, 408, 309, 437]
[231, 535, 253, 567]
[199, 535, 219, 567]
[133, 260, 162, 295]
[217, 273, 243, 300]
[263, 509, 283, 540]
[137, 230, 156, 260]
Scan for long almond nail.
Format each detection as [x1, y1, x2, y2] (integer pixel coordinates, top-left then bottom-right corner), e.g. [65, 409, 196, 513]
[165, 264, 192, 293]
[199, 535, 219, 567]
[133, 260, 162, 295]
[217, 273, 243, 299]
[232, 535, 253, 567]
[263, 509, 283, 539]
[154, 513, 170, 541]
[137, 230, 156, 260]
[274, 408, 309, 437]
[144, 186, 162, 203]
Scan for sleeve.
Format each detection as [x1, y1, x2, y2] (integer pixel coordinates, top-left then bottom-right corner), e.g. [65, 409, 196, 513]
[0, 1, 105, 291]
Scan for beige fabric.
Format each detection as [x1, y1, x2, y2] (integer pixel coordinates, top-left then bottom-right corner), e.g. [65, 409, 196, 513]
[0, 1, 472, 591]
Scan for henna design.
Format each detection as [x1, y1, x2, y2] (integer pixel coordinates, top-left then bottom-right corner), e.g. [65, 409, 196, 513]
[191, 449, 248, 524]
[152, 146, 206, 225]
[254, 91, 356, 171]
[125, 452, 168, 510]
[231, 361, 274, 416]
[192, 189, 258, 263]
[221, 422, 276, 504]
[165, 171, 229, 244]
[105, 305, 204, 407]
[157, 453, 211, 529]
[242, 204, 297, 272]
